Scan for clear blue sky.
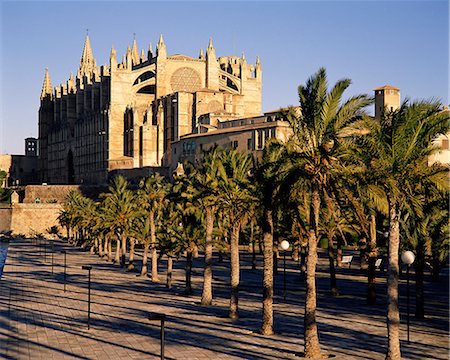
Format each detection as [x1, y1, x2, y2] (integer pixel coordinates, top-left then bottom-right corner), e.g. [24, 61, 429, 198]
[1, 0, 448, 154]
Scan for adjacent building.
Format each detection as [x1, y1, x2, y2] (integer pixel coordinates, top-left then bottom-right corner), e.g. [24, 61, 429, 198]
[0, 138, 39, 187]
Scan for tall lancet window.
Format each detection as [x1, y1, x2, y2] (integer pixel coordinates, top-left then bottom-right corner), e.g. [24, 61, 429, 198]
[124, 108, 134, 157]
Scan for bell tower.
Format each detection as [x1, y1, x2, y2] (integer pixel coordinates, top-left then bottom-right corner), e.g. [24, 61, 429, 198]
[374, 85, 400, 119]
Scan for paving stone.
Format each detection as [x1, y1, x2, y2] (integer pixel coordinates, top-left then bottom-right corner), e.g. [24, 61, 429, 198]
[0, 239, 448, 359]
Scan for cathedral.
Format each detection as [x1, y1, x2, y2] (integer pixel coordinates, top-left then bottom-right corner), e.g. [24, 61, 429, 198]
[38, 34, 262, 184]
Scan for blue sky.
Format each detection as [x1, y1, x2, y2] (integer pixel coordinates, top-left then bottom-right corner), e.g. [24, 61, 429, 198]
[1, 0, 448, 154]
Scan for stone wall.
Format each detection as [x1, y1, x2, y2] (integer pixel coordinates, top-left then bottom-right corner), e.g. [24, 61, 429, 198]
[0, 203, 62, 238]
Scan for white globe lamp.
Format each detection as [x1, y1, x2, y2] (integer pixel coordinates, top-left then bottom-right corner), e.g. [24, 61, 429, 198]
[280, 240, 290, 251]
[401, 251, 415, 265]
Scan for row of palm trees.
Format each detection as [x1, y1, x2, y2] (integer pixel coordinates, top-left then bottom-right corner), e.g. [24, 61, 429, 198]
[58, 68, 449, 360]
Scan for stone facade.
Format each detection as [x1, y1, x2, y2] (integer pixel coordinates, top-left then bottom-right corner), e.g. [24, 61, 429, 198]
[0, 154, 39, 187]
[0, 203, 62, 237]
[39, 35, 262, 185]
[171, 109, 293, 168]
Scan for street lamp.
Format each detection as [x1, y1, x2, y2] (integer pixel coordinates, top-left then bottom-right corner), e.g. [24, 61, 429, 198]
[82, 265, 93, 329]
[280, 240, 290, 301]
[401, 250, 415, 344]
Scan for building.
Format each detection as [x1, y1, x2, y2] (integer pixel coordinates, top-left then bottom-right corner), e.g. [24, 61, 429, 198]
[0, 139, 39, 188]
[374, 85, 449, 165]
[171, 109, 293, 167]
[38, 34, 262, 184]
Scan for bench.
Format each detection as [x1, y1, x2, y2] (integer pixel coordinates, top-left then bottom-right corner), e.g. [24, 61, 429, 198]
[375, 258, 383, 271]
[341, 255, 354, 268]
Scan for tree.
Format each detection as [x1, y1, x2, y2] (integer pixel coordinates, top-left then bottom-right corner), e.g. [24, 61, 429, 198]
[170, 173, 203, 294]
[254, 140, 286, 334]
[101, 176, 136, 268]
[137, 173, 167, 281]
[190, 147, 221, 305]
[354, 101, 449, 359]
[217, 149, 255, 319]
[282, 68, 371, 358]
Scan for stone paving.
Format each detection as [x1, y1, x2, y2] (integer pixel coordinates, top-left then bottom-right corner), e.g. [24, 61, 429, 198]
[0, 239, 448, 359]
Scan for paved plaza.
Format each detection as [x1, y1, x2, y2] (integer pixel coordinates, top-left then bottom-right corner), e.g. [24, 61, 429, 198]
[0, 239, 448, 359]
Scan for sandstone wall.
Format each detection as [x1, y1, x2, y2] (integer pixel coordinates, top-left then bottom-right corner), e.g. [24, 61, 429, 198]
[0, 205, 12, 233]
[0, 203, 62, 237]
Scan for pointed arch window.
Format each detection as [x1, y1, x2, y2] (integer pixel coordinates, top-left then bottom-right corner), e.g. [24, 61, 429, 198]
[124, 108, 134, 157]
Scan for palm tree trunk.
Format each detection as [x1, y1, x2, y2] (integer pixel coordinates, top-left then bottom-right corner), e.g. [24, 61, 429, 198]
[292, 243, 299, 261]
[367, 214, 378, 305]
[415, 242, 425, 318]
[386, 200, 401, 360]
[201, 207, 214, 305]
[166, 256, 173, 289]
[336, 237, 343, 267]
[304, 187, 322, 359]
[431, 253, 440, 282]
[229, 224, 240, 319]
[98, 237, 104, 257]
[141, 242, 149, 276]
[128, 238, 135, 271]
[251, 221, 257, 270]
[150, 211, 159, 282]
[120, 234, 127, 267]
[300, 244, 306, 280]
[107, 238, 112, 262]
[261, 206, 274, 335]
[185, 249, 193, 294]
[114, 238, 121, 264]
[327, 232, 338, 296]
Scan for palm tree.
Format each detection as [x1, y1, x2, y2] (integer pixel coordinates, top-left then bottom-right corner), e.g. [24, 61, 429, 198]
[353, 101, 449, 360]
[130, 215, 152, 276]
[137, 173, 167, 281]
[170, 173, 203, 294]
[401, 180, 449, 318]
[190, 147, 221, 305]
[282, 68, 371, 358]
[101, 176, 136, 268]
[217, 149, 255, 319]
[254, 140, 286, 335]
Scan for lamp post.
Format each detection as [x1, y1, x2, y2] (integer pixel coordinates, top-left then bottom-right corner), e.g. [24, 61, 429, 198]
[50, 240, 54, 274]
[280, 240, 290, 301]
[148, 312, 167, 360]
[401, 250, 415, 344]
[82, 265, 92, 330]
[61, 250, 67, 292]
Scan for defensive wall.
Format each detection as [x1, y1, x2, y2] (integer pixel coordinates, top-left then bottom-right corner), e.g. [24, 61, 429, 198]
[0, 203, 62, 238]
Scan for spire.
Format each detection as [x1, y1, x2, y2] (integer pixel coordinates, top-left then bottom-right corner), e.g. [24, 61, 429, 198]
[110, 45, 116, 58]
[148, 42, 153, 59]
[40, 67, 53, 100]
[157, 34, 166, 58]
[140, 49, 146, 62]
[206, 37, 216, 61]
[110, 45, 117, 68]
[78, 33, 97, 78]
[199, 48, 204, 60]
[241, 52, 246, 61]
[131, 34, 139, 64]
[157, 34, 165, 49]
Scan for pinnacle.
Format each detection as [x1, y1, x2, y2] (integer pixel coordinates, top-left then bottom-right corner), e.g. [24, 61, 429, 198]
[158, 34, 165, 48]
[131, 36, 139, 63]
[79, 33, 97, 78]
[40, 67, 53, 100]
